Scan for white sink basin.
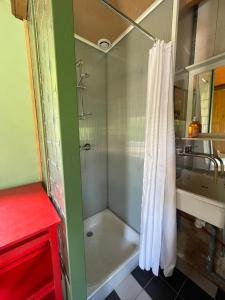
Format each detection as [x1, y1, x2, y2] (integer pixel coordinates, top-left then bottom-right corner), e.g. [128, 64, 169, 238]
[176, 169, 225, 229]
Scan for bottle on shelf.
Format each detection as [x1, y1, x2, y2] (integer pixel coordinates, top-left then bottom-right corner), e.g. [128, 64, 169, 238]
[188, 116, 201, 138]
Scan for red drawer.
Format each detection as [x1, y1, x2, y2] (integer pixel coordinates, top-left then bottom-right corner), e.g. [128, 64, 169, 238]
[0, 183, 62, 300]
[0, 244, 53, 300]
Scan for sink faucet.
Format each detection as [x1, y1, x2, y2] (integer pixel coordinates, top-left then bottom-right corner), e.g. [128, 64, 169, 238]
[215, 155, 224, 176]
[176, 145, 219, 183]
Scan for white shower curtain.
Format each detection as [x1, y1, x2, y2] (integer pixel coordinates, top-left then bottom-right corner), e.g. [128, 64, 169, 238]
[139, 40, 177, 277]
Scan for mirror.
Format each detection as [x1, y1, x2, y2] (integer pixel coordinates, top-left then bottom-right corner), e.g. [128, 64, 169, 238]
[192, 70, 213, 134]
[175, 59, 225, 175]
[192, 66, 225, 135]
[191, 65, 225, 155]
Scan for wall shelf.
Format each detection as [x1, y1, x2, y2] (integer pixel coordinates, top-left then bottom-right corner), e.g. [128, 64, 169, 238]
[178, 134, 225, 142]
[185, 53, 225, 73]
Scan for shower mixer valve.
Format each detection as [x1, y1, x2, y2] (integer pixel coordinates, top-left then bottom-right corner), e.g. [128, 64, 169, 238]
[80, 143, 92, 151]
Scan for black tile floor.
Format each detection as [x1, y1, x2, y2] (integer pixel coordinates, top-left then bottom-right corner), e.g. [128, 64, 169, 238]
[105, 266, 225, 300]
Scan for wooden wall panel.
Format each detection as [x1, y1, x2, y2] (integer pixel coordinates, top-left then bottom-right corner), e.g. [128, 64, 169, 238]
[212, 66, 225, 152]
[212, 89, 225, 153]
[214, 66, 225, 87]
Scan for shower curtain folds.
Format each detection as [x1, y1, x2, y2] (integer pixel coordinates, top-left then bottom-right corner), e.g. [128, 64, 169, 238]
[139, 40, 177, 277]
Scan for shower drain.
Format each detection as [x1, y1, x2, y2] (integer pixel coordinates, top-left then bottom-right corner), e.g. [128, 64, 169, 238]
[86, 231, 93, 237]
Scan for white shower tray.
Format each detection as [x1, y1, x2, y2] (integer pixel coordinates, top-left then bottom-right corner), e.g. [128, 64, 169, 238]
[84, 209, 139, 300]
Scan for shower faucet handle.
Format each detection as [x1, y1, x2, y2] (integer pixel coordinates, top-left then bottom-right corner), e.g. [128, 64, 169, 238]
[80, 143, 92, 151]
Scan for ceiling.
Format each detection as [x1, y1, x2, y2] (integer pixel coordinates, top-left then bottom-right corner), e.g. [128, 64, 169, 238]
[10, 0, 206, 48]
[73, 0, 156, 46]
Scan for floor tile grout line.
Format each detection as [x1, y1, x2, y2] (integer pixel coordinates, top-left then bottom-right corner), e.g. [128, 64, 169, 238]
[174, 278, 188, 300]
[143, 275, 155, 289]
[130, 272, 155, 290]
[133, 275, 155, 300]
[134, 287, 145, 300]
[132, 271, 187, 298]
[158, 274, 186, 295]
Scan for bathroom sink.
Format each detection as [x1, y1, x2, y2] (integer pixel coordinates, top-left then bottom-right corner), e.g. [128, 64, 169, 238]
[176, 169, 225, 228]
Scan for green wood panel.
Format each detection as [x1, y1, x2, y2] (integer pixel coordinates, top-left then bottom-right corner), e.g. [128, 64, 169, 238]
[27, 0, 86, 299]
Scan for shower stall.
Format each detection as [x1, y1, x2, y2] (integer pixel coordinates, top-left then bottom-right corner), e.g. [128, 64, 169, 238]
[25, 0, 177, 298]
[74, 0, 174, 298]
[75, 39, 139, 300]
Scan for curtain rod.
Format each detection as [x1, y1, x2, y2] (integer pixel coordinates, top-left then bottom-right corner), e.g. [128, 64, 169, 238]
[101, 0, 158, 43]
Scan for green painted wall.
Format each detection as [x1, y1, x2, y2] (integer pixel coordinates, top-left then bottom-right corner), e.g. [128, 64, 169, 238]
[28, 0, 86, 298]
[0, 0, 40, 189]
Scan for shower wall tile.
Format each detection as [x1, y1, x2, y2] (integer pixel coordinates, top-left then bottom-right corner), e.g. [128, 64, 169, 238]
[194, 0, 219, 63]
[214, 0, 225, 56]
[107, 0, 174, 232]
[176, 8, 194, 70]
[75, 40, 107, 219]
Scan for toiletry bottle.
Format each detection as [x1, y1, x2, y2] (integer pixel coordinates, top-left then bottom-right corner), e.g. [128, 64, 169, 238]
[188, 117, 201, 138]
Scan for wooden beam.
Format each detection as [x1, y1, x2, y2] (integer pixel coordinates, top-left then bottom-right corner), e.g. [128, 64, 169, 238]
[10, 0, 28, 20]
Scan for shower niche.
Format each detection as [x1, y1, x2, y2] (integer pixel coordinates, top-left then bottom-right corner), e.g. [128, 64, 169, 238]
[73, 0, 175, 299]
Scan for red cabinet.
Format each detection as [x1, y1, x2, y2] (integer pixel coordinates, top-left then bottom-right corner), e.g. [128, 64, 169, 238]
[0, 183, 62, 300]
